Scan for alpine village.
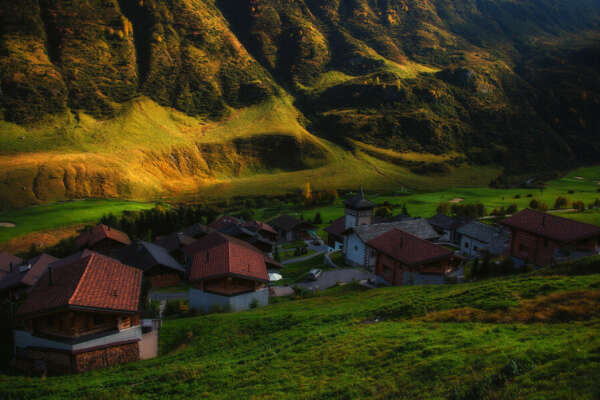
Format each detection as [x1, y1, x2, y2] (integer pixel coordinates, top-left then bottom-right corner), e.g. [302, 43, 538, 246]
[1, 1, 600, 399]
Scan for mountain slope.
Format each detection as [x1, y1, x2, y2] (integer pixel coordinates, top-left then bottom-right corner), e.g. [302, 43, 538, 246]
[1, 0, 600, 208]
[1, 260, 600, 398]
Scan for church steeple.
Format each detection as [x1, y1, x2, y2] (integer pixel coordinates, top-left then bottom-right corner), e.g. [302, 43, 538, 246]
[344, 186, 374, 229]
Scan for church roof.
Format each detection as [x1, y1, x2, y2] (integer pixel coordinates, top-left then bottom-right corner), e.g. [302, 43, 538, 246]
[343, 188, 375, 210]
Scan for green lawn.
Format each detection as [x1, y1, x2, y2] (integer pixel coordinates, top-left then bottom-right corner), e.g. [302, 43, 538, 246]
[1, 258, 599, 399]
[0, 200, 156, 243]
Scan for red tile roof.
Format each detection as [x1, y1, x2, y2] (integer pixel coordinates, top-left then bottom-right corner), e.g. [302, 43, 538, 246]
[501, 209, 600, 242]
[17, 252, 142, 317]
[189, 232, 268, 282]
[75, 224, 131, 249]
[367, 229, 453, 267]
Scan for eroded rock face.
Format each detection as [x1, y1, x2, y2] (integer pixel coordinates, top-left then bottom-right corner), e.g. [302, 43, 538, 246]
[1, 0, 600, 206]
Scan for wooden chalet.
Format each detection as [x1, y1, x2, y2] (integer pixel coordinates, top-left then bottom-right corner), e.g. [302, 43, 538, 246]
[502, 209, 600, 266]
[367, 229, 458, 286]
[186, 232, 270, 312]
[74, 224, 131, 255]
[14, 252, 143, 374]
[269, 215, 315, 242]
[113, 241, 186, 288]
[243, 221, 278, 242]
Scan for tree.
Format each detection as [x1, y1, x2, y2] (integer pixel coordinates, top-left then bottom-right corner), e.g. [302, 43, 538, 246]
[402, 203, 408, 216]
[436, 202, 450, 215]
[375, 207, 392, 218]
[313, 212, 322, 224]
[303, 182, 312, 201]
[554, 196, 569, 209]
[506, 203, 518, 215]
[572, 200, 585, 212]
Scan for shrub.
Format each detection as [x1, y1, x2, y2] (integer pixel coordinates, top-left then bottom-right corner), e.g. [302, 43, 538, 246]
[568, 190, 575, 194]
[526, 194, 533, 198]
[572, 200, 585, 212]
[249, 299, 259, 309]
[506, 203, 518, 214]
[514, 194, 521, 199]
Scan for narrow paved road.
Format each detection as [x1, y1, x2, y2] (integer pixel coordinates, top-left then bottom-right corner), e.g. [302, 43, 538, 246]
[282, 250, 324, 265]
[297, 269, 377, 291]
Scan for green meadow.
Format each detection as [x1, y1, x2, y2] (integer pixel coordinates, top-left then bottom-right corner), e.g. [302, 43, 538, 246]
[1, 258, 599, 399]
[1, 166, 599, 247]
[252, 166, 600, 233]
[0, 200, 156, 243]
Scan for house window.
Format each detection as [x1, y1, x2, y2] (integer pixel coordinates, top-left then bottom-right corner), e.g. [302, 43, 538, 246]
[354, 245, 358, 251]
[519, 244, 529, 253]
[474, 246, 478, 251]
[544, 239, 549, 247]
[464, 242, 469, 248]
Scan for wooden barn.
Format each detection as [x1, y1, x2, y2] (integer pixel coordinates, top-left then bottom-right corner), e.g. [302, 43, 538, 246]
[502, 209, 600, 266]
[74, 224, 131, 255]
[368, 229, 458, 286]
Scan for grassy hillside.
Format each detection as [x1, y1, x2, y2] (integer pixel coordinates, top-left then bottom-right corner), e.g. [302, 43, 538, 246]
[1, 0, 600, 208]
[1, 260, 599, 399]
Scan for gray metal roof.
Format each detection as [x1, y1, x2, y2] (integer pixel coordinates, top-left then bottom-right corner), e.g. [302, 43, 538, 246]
[353, 218, 439, 243]
[140, 241, 186, 273]
[456, 221, 502, 244]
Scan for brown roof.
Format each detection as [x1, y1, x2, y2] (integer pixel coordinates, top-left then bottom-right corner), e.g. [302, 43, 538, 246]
[0, 253, 59, 292]
[75, 224, 131, 249]
[501, 209, 600, 242]
[367, 229, 453, 267]
[209, 215, 244, 231]
[17, 252, 142, 317]
[0, 252, 23, 277]
[189, 232, 268, 282]
[324, 217, 345, 238]
[269, 215, 314, 232]
[154, 232, 195, 253]
[243, 220, 277, 235]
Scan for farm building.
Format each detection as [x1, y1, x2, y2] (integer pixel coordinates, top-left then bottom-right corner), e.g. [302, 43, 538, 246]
[427, 214, 471, 244]
[368, 229, 458, 286]
[343, 219, 439, 270]
[113, 241, 186, 289]
[269, 215, 315, 242]
[0, 252, 23, 279]
[324, 217, 345, 250]
[13, 253, 144, 375]
[501, 209, 600, 266]
[187, 232, 269, 313]
[154, 232, 196, 264]
[456, 221, 509, 258]
[74, 224, 131, 255]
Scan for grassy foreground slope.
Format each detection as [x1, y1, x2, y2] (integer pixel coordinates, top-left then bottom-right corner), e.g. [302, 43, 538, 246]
[1, 261, 599, 399]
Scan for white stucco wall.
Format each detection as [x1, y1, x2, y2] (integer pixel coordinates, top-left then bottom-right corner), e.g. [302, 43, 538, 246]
[344, 233, 366, 267]
[460, 236, 487, 257]
[189, 288, 269, 313]
[14, 326, 142, 353]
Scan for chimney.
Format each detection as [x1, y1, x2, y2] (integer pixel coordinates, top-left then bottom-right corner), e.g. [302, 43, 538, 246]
[48, 267, 54, 286]
[542, 216, 546, 227]
[9, 262, 13, 273]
